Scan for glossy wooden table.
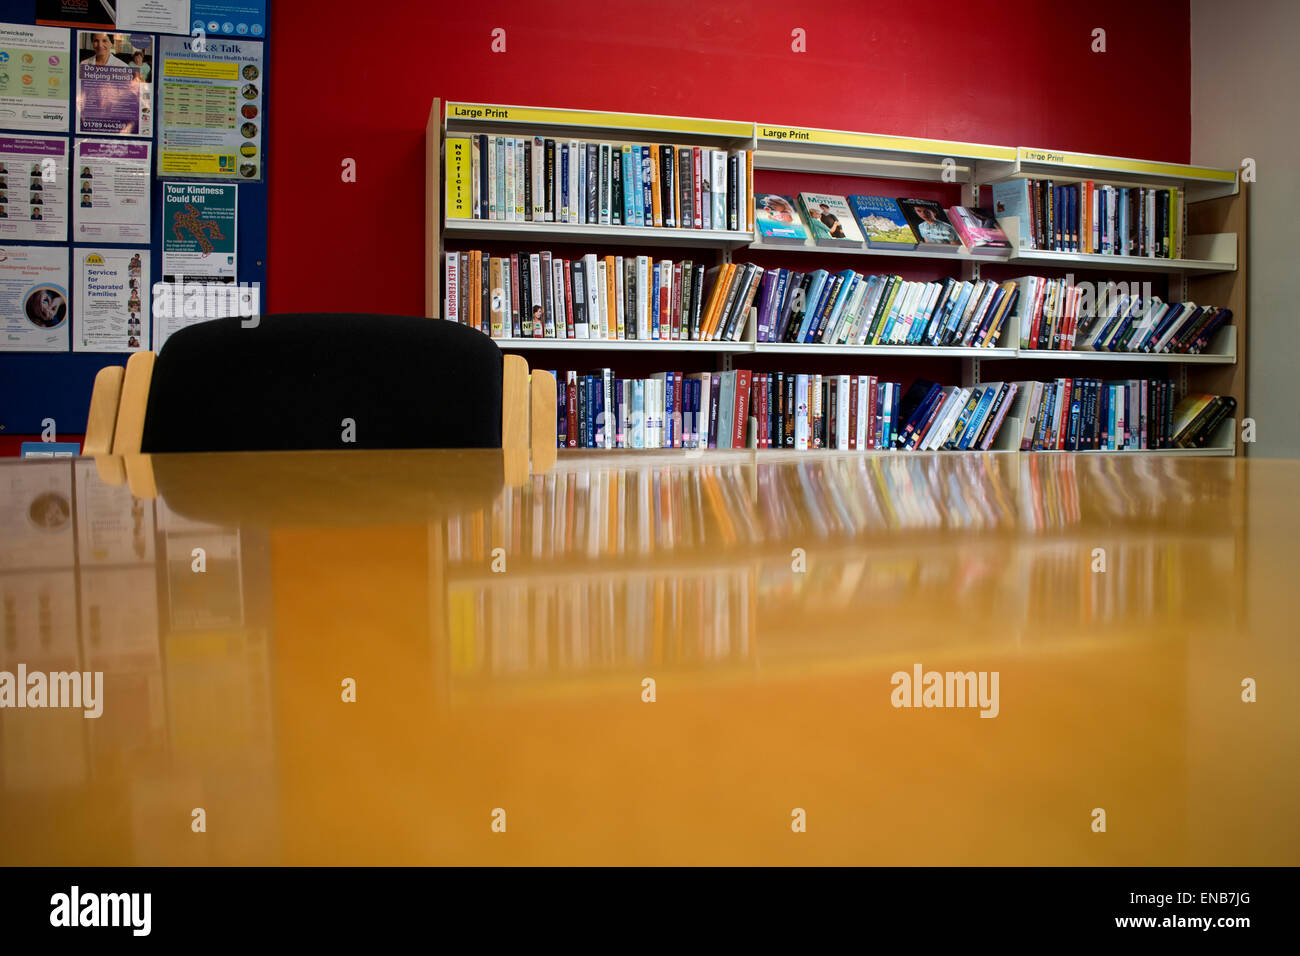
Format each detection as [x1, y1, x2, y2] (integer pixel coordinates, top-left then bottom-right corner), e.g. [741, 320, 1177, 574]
[0, 449, 1295, 865]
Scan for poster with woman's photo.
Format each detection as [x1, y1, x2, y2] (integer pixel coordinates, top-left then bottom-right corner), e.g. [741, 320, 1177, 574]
[76, 30, 154, 137]
[0, 243, 69, 351]
[0, 135, 69, 241]
[72, 138, 151, 242]
[158, 34, 262, 180]
[74, 246, 150, 352]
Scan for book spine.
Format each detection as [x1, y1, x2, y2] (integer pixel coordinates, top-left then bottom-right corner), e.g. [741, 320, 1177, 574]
[727, 153, 739, 230]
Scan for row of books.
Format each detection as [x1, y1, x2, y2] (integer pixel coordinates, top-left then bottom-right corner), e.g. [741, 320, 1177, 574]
[448, 570, 752, 677]
[756, 193, 1011, 255]
[1003, 379, 1234, 450]
[444, 250, 756, 341]
[445, 135, 754, 232]
[991, 179, 1184, 258]
[553, 371, 1017, 452]
[756, 270, 1016, 347]
[1015, 277, 1232, 353]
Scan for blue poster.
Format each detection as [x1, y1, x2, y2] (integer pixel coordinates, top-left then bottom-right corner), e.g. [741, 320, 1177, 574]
[191, 1, 266, 38]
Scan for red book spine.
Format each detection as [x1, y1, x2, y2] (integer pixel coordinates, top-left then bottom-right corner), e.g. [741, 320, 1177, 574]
[848, 376, 859, 450]
[562, 259, 575, 339]
[692, 146, 703, 228]
[866, 376, 878, 449]
[732, 369, 751, 449]
[759, 374, 769, 448]
[1056, 377, 1072, 449]
[671, 261, 683, 340]
[565, 371, 578, 447]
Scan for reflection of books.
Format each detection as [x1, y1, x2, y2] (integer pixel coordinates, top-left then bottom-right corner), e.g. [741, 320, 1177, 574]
[849, 195, 917, 250]
[797, 193, 864, 246]
[753, 193, 808, 244]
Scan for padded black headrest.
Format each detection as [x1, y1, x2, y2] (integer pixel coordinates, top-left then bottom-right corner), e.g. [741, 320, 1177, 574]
[140, 314, 503, 452]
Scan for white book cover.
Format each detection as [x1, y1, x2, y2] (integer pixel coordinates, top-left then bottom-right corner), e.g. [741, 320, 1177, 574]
[932, 387, 969, 450]
[504, 137, 516, 222]
[735, 151, 748, 233]
[614, 256, 626, 339]
[711, 150, 727, 230]
[576, 143, 586, 223]
[599, 143, 612, 225]
[487, 136, 497, 220]
[514, 139, 526, 219]
[470, 136, 480, 218]
[527, 255, 542, 336]
[596, 259, 608, 339]
[567, 139, 580, 222]
[794, 374, 809, 450]
[836, 375, 851, 450]
[583, 253, 600, 340]
[636, 256, 650, 338]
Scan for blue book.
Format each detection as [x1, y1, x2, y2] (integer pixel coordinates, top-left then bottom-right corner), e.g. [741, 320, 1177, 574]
[958, 387, 997, 450]
[849, 195, 917, 250]
[651, 261, 661, 338]
[808, 273, 847, 343]
[795, 270, 829, 342]
[665, 372, 676, 448]
[640, 146, 654, 225]
[621, 148, 635, 225]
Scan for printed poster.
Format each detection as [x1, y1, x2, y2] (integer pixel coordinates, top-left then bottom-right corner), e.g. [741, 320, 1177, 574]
[117, 0, 190, 35]
[75, 458, 157, 564]
[36, 1, 117, 30]
[76, 30, 154, 136]
[0, 458, 75, 570]
[158, 34, 262, 180]
[72, 138, 151, 242]
[0, 243, 70, 351]
[160, 179, 234, 277]
[191, 1, 265, 37]
[75, 246, 149, 352]
[0, 134, 69, 241]
[0, 23, 72, 132]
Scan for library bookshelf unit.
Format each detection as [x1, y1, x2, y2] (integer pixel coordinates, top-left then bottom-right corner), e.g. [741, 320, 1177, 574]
[426, 99, 1246, 456]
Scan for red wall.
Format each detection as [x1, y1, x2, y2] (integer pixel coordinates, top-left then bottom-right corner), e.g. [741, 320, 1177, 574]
[266, 0, 1189, 316]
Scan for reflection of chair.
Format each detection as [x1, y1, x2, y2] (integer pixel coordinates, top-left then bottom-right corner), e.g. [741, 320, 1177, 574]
[85, 315, 555, 467]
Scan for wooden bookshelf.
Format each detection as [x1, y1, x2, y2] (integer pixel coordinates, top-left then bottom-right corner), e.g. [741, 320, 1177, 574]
[427, 99, 1247, 456]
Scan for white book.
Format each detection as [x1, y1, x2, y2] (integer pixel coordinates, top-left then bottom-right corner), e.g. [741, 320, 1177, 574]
[514, 139, 526, 219]
[445, 253, 459, 322]
[583, 253, 601, 341]
[470, 136, 480, 218]
[599, 143, 612, 225]
[614, 256, 626, 339]
[853, 376, 867, 450]
[503, 137, 516, 222]
[500, 263, 511, 337]
[836, 375, 851, 450]
[711, 150, 727, 230]
[572, 261, 590, 339]
[1152, 301, 1196, 353]
[527, 255, 543, 336]
[931, 387, 970, 450]
[567, 139, 580, 222]
[532, 137, 544, 220]
[794, 374, 810, 450]
[734, 150, 748, 233]
[487, 136, 497, 220]
[636, 256, 650, 339]
[834, 277, 867, 345]
[595, 259, 608, 339]
[576, 143, 586, 223]
[892, 282, 924, 343]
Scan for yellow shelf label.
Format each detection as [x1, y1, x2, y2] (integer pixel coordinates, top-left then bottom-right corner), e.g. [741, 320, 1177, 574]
[1017, 147, 1236, 183]
[446, 102, 753, 139]
[757, 124, 1016, 160]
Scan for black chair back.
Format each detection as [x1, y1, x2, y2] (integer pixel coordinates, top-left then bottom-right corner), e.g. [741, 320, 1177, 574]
[140, 314, 502, 452]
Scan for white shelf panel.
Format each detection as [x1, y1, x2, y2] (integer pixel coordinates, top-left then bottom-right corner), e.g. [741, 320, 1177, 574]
[748, 237, 1005, 263]
[496, 337, 748, 352]
[753, 343, 1016, 359]
[1008, 248, 1236, 274]
[444, 219, 753, 248]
